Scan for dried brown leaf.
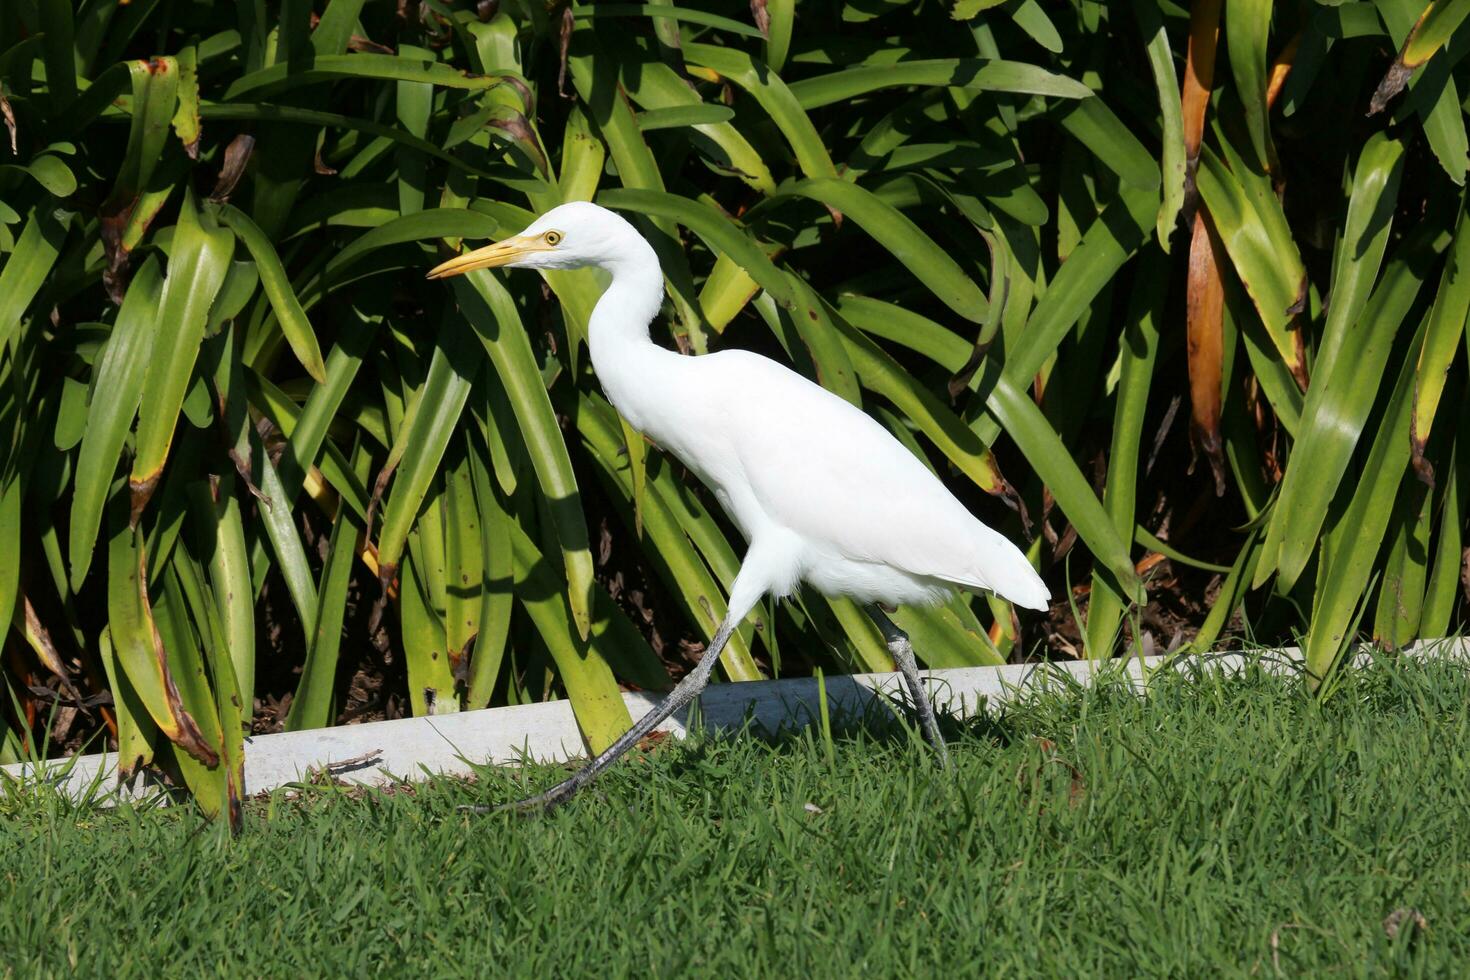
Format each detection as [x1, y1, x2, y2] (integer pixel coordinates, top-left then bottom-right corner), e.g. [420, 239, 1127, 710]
[750, 0, 771, 38]
[558, 6, 575, 99]
[0, 89, 16, 155]
[1180, 0, 1223, 209]
[210, 134, 256, 203]
[1185, 210, 1227, 495]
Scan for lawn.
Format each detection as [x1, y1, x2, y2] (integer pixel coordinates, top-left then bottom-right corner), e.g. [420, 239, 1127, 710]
[3, 657, 1468, 977]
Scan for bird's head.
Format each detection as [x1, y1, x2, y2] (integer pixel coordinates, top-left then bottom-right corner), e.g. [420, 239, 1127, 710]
[426, 201, 642, 279]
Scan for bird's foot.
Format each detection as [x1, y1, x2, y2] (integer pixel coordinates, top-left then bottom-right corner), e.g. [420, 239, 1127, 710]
[932, 740, 953, 772]
[456, 803, 495, 816]
[457, 773, 584, 817]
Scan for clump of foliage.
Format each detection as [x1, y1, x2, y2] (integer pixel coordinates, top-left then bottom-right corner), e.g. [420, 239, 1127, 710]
[1, 0, 1468, 818]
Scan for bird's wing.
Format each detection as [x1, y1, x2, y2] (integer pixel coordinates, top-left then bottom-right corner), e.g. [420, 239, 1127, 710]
[696, 352, 1048, 610]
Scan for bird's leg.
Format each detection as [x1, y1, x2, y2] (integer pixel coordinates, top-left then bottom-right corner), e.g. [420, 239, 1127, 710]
[471, 615, 740, 814]
[866, 606, 952, 770]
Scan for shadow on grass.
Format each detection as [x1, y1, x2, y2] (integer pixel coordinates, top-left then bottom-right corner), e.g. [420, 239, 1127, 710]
[476, 645, 1470, 810]
[465, 679, 1040, 812]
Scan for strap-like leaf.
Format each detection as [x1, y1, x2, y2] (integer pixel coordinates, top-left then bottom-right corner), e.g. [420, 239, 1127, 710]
[69, 259, 165, 589]
[129, 192, 235, 522]
[0, 205, 68, 353]
[788, 58, 1092, 109]
[451, 270, 597, 640]
[216, 204, 326, 382]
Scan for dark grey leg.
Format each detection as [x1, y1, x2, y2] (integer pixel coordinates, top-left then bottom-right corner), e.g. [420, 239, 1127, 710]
[468, 615, 739, 814]
[866, 605, 952, 770]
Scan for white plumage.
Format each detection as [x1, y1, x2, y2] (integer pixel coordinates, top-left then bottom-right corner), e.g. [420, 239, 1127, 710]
[621, 346, 1049, 611]
[429, 201, 1049, 809]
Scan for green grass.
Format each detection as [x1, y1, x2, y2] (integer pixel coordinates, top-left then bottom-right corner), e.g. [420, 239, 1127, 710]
[4, 657, 1469, 977]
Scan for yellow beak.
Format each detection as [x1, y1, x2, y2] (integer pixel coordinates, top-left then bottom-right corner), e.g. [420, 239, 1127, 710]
[426, 235, 548, 279]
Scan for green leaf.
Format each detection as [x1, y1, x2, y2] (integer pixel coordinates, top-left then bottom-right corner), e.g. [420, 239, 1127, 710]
[1373, 472, 1431, 647]
[1315, 135, 1408, 391]
[571, 3, 766, 38]
[1195, 147, 1306, 377]
[215, 204, 326, 383]
[199, 104, 546, 194]
[188, 480, 256, 714]
[312, 0, 373, 55]
[785, 272, 862, 406]
[443, 438, 483, 666]
[684, 42, 839, 181]
[891, 600, 1006, 667]
[1409, 203, 1470, 479]
[1305, 312, 1430, 689]
[771, 179, 989, 322]
[699, 253, 765, 332]
[464, 427, 515, 708]
[974, 186, 1157, 452]
[287, 442, 372, 731]
[558, 104, 607, 203]
[255, 305, 375, 508]
[154, 561, 236, 825]
[0, 475, 21, 649]
[506, 518, 633, 753]
[399, 540, 459, 716]
[1011, 0, 1064, 52]
[244, 368, 371, 520]
[636, 105, 737, 130]
[53, 376, 89, 452]
[375, 314, 479, 581]
[987, 369, 1143, 602]
[395, 42, 435, 217]
[129, 191, 235, 521]
[69, 258, 165, 589]
[106, 490, 218, 766]
[38, 0, 78, 112]
[105, 58, 180, 221]
[786, 58, 1093, 109]
[224, 53, 522, 100]
[321, 208, 502, 290]
[450, 270, 597, 640]
[1225, 0, 1274, 168]
[953, 0, 1008, 20]
[1259, 178, 1434, 594]
[1376, 0, 1469, 184]
[0, 205, 68, 353]
[1055, 97, 1161, 190]
[599, 188, 792, 305]
[1187, 524, 1266, 655]
[1133, 0, 1187, 249]
[1085, 249, 1164, 656]
[249, 433, 320, 632]
[1403, 0, 1470, 66]
[97, 626, 158, 774]
[764, 0, 795, 71]
[0, 154, 79, 197]
[1420, 395, 1470, 637]
[171, 44, 201, 156]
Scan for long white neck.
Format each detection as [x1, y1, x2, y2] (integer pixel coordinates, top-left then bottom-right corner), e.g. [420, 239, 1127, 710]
[590, 235, 673, 402]
[587, 236, 664, 349]
[585, 236, 673, 432]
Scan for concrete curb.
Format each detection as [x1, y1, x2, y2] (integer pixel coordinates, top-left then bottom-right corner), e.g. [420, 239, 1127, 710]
[4, 638, 1466, 805]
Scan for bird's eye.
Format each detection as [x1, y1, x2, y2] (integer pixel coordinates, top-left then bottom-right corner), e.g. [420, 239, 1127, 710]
[544, 231, 563, 246]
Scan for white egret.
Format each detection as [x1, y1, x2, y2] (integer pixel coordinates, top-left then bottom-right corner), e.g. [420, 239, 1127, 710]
[428, 201, 1049, 809]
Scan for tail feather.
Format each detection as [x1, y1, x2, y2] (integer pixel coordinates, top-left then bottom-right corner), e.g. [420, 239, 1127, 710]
[971, 526, 1050, 611]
